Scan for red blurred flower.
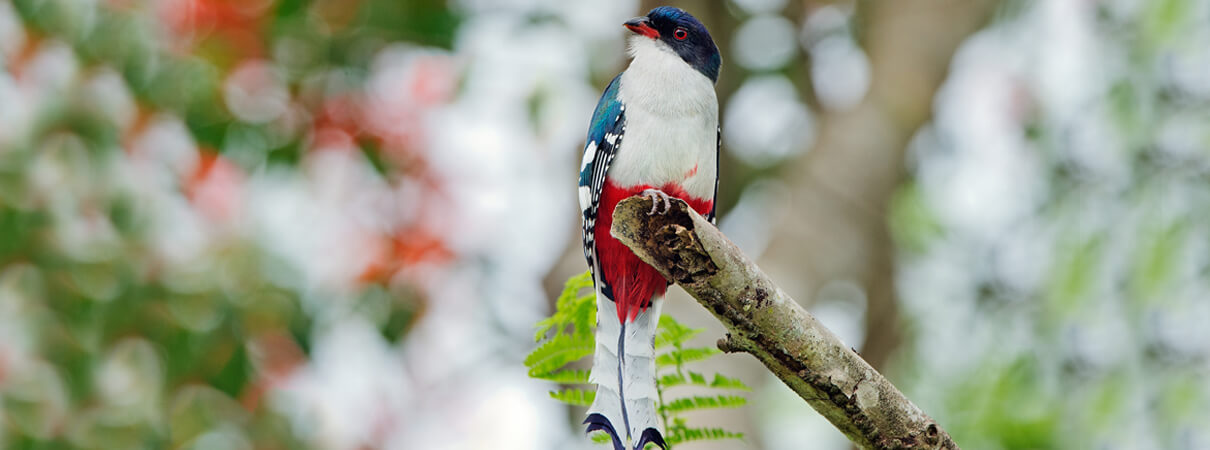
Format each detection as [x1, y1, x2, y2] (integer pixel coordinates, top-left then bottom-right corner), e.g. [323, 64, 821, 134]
[309, 95, 365, 151]
[356, 227, 454, 284]
[185, 150, 245, 223]
[158, 0, 273, 59]
[242, 330, 305, 411]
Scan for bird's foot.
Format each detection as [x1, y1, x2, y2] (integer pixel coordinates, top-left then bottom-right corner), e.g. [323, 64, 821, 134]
[641, 189, 672, 215]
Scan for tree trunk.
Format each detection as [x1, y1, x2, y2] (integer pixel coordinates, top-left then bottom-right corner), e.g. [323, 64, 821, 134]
[763, 0, 1002, 370]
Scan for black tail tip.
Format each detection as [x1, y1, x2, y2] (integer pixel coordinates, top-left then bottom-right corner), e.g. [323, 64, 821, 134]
[584, 415, 667, 450]
[584, 413, 624, 450]
[635, 427, 668, 450]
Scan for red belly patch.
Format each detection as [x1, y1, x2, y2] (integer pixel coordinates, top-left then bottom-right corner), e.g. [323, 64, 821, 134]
[595, 180, 714, 323]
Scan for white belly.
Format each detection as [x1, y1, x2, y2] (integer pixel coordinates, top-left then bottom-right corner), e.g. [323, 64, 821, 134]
[607, 107, 716, 199]
[610, 36, 719, 200]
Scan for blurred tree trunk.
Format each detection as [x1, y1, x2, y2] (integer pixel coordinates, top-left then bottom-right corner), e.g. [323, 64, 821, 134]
[762, 0, 1001, 370]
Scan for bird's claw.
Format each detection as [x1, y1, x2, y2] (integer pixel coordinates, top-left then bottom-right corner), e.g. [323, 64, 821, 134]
[642, 189, 672, 215]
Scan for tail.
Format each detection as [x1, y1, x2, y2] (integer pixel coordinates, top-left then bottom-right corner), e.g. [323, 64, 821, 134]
[585, 290, 666, 450]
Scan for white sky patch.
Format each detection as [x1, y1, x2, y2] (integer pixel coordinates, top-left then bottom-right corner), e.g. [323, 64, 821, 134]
[0, 265, 41, 384]
[1156, 111, 1210, 160]
[923, 27, 1044, 244]
[395, 371, 567, 450]
[131, 114, 200, 180]
[0, 0, 25, 61]
[22, 41, 80, 99]
[0, 71, 23, 149]
[1164, 25, 1210, 99]
[1031, 0, 1103, 122]
[732, 14, 798, 71]
[732, 0, 788, 15]
[245, 150, 395, 295]
[757, 375, 851, 450]
[801, 4, 850, 45]
[809, 34, 870, 111]
[723, 75, 814, 167]
[275, 318, 412, 449]
[81, 68, 137, 133]
[810, 280, 867, 350]
[224, 59, 291, 124]
[551, 0, 640, 42]
[718, 178, 787, 259]
[1062, 101, 1131, 182]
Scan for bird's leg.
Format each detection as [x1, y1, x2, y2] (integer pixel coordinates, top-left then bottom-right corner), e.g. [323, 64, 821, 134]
[641, 188, 672, 215]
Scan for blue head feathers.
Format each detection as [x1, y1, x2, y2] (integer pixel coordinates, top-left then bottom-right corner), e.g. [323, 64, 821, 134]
[624, 6, 721, 83]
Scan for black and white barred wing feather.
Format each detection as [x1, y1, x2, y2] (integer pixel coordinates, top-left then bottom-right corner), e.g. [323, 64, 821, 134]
[578, 74, 625, 300]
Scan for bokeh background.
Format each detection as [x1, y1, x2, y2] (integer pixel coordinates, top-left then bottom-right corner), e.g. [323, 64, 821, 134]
[1, 0, 1209, 448]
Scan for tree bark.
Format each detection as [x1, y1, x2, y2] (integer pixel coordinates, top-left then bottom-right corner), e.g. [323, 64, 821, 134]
[611, 195, 956, 450]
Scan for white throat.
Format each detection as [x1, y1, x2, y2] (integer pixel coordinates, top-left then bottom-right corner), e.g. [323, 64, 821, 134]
[618, 36, 717, 118]
[610, 36, 718, 199]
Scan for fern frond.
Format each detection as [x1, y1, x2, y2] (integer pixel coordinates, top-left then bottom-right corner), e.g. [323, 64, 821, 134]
[524, 333, 593, 377]
[708, 373, 750, 390]
[534, 271, 595, 342]
[528, 272, 748, 447]
[656, 346, 720, 367]
[533, 369, 591, 384]
[654, 314, 701, 348]
[666, 426, 744, 444]
[657, 373, 687, 389]
[661, 395, 748, 414]
[529, 272, 599, 408]
[550, 388, 595, 406]
[656, 371, 751, 391]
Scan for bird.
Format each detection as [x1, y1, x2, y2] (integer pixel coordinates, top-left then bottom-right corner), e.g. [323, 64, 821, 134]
[577, 6, 721, 450]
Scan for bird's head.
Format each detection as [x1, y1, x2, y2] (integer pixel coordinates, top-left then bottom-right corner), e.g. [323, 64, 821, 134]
[624, 6, 720, 83]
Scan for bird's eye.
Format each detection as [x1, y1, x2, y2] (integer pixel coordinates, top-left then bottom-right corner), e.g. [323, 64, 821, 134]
[674, 27, 688, 40]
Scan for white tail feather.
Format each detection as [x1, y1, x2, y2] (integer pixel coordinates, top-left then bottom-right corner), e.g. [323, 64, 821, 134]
[587, 288, 665, 449]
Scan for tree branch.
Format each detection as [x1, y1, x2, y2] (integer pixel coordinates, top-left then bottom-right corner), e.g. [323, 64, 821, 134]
[610, 195, 956, 450]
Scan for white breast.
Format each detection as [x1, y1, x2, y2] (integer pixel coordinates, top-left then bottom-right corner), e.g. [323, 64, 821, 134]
[610, 36, 718, 199]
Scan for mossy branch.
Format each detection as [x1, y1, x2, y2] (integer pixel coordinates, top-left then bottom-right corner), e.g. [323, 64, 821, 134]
[610, 196, 957, 450]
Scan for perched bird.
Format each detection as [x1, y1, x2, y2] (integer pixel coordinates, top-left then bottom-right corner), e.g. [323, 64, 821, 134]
[577, 6, 721, 450]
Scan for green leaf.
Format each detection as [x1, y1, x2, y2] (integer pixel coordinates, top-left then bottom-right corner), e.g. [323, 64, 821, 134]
[889, 182, 944, 253]
[534, 271, 595, 342]
[657, 372, 687, 389]
[661, 395, 747, 414]
[654, 314, 700, 349]
[666, 426, 744, 444]
[532, 369, 591, 385]
[656, 372, 749, 391]
[707, 373, 750, 391]
[656, 347, 720, 367]
[550, 388, 595, 407]
[527, 272, 596, 389]
[524, 333, 593, 378]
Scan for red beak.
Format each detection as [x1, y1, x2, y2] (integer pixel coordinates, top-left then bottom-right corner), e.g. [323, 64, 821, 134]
[624, 17, 659, 39]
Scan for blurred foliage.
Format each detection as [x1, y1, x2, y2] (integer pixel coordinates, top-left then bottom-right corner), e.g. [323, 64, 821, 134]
[891, 0, 1210, 448]
[526, 271, 748, 448]
[0, 0, 453, 447]
[8, 0, 457, 155]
